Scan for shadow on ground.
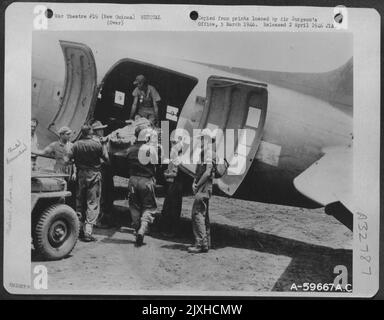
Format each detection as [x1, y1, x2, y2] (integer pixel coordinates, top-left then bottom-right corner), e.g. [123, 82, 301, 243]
[32, 199, 351, 292]
[112, 203, 352, 292]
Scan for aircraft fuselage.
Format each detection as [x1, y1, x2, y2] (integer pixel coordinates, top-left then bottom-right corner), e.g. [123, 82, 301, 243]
[32, 40, 353, 209]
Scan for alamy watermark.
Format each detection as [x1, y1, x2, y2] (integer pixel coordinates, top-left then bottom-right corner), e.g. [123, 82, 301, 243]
[136, 121, 249, 176]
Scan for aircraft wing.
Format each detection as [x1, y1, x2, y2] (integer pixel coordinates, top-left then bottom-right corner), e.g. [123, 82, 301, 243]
[293, 146, 353, 211]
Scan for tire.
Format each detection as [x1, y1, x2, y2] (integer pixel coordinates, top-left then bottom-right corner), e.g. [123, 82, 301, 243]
[33, 204, 80, 261]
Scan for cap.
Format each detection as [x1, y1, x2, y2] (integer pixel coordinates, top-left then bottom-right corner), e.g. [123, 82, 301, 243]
[133, 74, 146, 86]
[91, 121, 108, 130]
[58, 126, 72, 135]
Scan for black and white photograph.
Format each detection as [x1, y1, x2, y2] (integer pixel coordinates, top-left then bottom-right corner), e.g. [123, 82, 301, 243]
[3, 3, 380, 297]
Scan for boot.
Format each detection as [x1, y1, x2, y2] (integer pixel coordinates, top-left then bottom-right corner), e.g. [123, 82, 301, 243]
[81, 234, 97, 242]
[135, 222, 148, 247]
[187, 246, 208, 253]
[135, 234, 144, 247]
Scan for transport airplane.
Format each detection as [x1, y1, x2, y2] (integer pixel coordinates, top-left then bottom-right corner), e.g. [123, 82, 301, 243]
[31, 32, 353, 229]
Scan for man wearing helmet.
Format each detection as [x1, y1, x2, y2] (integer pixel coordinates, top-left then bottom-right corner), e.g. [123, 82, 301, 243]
[126, 126, 158, 247]
[188, 128, 217, 254]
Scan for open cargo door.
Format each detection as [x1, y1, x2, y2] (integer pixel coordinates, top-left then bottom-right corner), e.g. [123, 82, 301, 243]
[199, 76, 268, 196]
[49, 41, 97, 140]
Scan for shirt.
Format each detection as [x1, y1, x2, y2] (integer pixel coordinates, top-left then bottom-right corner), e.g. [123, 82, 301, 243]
[70, 137, 104, 171]
[44, 140, 73, 174]
[92, 135, 101, 143]
[92, 135, 109, 162]
[126, 142, 156, 178]
[164, 142, 183, 181]
[132, 85, 161, 112]
[195, 149, 214, 195]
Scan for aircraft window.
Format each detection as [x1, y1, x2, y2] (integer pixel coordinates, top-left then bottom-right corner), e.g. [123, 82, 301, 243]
[246, 107, 262, 128]
[166, 105, 178, 121]
[114, 90, 125, 106]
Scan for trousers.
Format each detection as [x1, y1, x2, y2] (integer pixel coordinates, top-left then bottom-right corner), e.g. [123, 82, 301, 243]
[98, 163, 114, 222]
[191, 194, 211, 249]
[76, 168, 101, 235]
[161, 175, 183, 234]
[128, 175, 157, 233]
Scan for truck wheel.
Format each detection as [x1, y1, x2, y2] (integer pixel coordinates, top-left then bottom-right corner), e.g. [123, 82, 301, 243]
[33, 204, 80, 261]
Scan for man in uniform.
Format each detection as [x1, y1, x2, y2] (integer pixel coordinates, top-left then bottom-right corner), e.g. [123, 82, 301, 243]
[31, 118, 40, 153]
[35, 126, 74, 174]
[160, 132, 185, 238]
[126, 126, 158, 247]
[91, 121, 108, 141]
[91, 121, 115, 228]
[31, 118, 40, 171]
[68, 124, 109, 242]
[130, 75, 161, 126]
[188, 129, 216, 253]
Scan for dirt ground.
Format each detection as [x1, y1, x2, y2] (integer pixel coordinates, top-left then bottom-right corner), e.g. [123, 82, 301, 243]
[32, 190, 352, 295]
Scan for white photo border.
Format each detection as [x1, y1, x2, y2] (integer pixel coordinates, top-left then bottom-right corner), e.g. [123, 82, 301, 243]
[3, 3, 380, 297]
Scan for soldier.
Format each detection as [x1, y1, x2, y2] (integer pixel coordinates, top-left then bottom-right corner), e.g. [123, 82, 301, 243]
[68, 124, 109, 242]
[91, 120, 108, 140]
[31, 118, 40, 153]
[126, 126, 158, 247]
[91, 121, 115, 228]
[188, 129, 216, 254]
[31, 118, 40, 171]
[130, 75, 161, 126]
[160, 132, 185, 238]
[35, 126, 74, 174]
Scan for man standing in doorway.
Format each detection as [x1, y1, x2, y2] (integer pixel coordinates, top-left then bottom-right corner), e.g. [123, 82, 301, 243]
[68, 124, 109, 242]
[130, 75, 161, 126]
